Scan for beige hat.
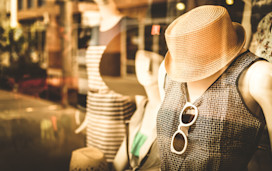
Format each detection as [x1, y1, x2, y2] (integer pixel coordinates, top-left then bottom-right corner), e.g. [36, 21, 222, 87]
[69, 147, 109, 171]
[164, 5, 246, 82]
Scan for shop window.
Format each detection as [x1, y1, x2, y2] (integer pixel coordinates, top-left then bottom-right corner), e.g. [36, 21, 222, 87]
[27, 0, 34, 8]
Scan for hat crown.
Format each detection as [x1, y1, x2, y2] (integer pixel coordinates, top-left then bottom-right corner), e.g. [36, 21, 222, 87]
[164, 5, 246, 82]
[166, 5, 228, 37]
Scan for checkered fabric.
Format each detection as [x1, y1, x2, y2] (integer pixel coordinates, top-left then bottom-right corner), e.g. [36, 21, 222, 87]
[157, 51, 267, 170]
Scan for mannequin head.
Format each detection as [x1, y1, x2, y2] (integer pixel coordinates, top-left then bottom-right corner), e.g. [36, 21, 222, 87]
[135, 50, 163, 87]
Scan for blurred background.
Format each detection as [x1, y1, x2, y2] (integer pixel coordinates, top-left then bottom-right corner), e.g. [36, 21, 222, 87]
[0, 0, 248, 105]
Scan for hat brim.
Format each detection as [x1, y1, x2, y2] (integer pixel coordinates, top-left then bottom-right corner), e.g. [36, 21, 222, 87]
[102, 75, 146, 96]
[99, 32, 146, 96]
[165, 22, 246, 82]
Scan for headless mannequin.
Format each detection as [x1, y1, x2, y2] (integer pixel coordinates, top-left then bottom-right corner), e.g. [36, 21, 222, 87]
[114, 50, 163, 171]
[135, 51, 162, 135]
[75, 0, 124, 134]
[158, 47, 272, 151]
[75, 0, 137, 165]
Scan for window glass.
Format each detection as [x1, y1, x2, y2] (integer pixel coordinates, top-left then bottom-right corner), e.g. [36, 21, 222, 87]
[0, 0, 272, 170]
[27, 0, 34, 8]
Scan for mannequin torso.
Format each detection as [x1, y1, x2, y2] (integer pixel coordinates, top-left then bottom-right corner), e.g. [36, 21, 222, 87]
[158, 48, 272, 150]
[188, 49, 272, 145]
[157, 50, 271, 170]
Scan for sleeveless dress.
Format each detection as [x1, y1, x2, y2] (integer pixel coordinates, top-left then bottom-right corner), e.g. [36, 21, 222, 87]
[157, 51, 269, 170]
[84, 18, 136, 162]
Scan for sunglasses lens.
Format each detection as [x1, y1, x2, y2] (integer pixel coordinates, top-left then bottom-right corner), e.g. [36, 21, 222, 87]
[173, 132, 185, 152]
[181, 107, 196, 124]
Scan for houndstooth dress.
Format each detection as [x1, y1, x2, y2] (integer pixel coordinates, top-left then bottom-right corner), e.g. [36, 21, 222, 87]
[157, 51, 268, 171]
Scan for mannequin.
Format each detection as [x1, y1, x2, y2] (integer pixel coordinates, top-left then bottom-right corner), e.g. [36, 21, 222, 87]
[113, 50, 163, 171]
[74, 0, 136, 164]
[157, 5, 272, 170]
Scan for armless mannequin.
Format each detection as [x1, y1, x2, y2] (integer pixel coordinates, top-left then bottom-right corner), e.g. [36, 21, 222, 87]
[113, 50, 163, 171]
[75, 0, 136, 163]
[158, 48, 272, 147]
[157, 5, 272, 170]
[157, 48, 272, 171]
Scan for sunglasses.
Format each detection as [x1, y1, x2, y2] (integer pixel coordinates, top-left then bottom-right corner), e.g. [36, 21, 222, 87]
[170, 84, 199, 155]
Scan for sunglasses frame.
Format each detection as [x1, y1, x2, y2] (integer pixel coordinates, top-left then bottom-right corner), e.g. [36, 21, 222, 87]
[179, 102, 199, 127]
[170, 102, 198, 155]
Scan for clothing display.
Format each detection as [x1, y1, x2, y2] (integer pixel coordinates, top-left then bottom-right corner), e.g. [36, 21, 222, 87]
[157, 5, 272, 171]
[113, 50, 163, 171]
[82, 17, 136, 162]
[5, 0, 272, 170]
[157, 51, 268, 170]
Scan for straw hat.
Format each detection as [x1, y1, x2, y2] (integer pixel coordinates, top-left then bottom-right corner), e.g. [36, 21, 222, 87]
[164, 5, 246, 82]
[69, 147, 109, 171]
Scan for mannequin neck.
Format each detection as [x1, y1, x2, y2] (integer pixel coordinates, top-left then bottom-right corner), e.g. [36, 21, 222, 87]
[187, 48, 247, 103]
[97, 2, 124, 32]
[139, 82, 161, 135]
[143, 82, 161, 105]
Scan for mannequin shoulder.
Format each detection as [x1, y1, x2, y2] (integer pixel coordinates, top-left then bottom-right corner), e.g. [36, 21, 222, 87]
[248, 60, 272, 103]
[248, 60, 272, 147]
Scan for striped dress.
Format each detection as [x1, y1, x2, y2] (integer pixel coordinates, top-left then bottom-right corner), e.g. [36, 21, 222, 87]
[85, 45, 136, 162]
